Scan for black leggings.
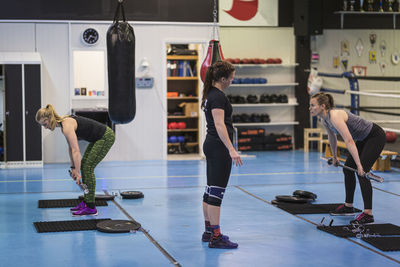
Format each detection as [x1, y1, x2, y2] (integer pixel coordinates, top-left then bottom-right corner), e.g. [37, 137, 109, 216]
[343, 124, 386, 210]
[203, 135, 232, 204]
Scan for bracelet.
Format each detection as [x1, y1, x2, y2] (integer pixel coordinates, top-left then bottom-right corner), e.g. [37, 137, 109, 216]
[70, 166, 75, 169]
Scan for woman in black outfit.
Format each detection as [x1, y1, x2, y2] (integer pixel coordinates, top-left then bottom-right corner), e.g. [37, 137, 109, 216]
[310, 93, 386, 224]
[201, 61, 242, 249]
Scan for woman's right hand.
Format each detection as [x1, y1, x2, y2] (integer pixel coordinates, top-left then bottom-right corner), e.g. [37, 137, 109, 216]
[332, 157, 340, 167]
[229, 149, 243, 167]
[71, 169, 82, 184]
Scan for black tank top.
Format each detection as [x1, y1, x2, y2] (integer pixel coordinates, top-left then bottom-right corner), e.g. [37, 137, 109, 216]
[69, 115, 106, 142]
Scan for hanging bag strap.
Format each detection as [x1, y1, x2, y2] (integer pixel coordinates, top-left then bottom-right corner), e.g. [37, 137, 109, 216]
[113, 0, 126, 23]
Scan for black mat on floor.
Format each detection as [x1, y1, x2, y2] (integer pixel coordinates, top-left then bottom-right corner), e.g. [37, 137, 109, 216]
[34, 218, 111, 233]
[38, 199, 108, 208]
[317, 223, 400, 237]
[274, 203, 361, 214]
[362, 237, 400, 251]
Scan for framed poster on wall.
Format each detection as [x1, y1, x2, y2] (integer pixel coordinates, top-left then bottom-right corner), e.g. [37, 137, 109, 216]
[219, 0, 278, 26]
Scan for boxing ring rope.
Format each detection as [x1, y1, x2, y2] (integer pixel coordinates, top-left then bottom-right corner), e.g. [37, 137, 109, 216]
[312, 71, 400, 135]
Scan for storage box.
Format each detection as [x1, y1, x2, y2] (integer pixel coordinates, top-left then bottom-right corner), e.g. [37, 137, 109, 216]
[179, 102, 198, 117]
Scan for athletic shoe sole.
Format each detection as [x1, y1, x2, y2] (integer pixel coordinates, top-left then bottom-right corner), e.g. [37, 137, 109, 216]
[72, 212, 98, 217]
[330, 212, 355, 216]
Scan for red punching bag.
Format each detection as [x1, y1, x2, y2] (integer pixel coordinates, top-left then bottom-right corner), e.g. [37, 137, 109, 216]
[200, 40, 225, 82]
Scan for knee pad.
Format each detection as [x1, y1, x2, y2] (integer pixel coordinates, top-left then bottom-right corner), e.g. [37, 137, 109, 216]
[203, 186, 210, 202]
[207, 186, 226, 206]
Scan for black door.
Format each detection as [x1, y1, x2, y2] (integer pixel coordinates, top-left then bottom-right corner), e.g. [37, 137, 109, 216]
[4, 65, 23, 161]
[24, 64, 42, 161]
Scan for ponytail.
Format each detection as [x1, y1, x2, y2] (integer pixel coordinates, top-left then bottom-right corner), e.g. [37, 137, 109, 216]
[311, 92, 335, 110]
[36, 104, 67, 130]
[201, 66, 214, 109]
[201, 61, 235, 109]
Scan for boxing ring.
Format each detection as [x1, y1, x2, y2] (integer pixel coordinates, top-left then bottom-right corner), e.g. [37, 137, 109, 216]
[310, 70, 400, 135]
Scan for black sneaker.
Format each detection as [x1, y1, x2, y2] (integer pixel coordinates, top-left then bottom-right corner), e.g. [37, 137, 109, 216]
[201, 231, 212, 242]
[208, 235, 238, 249]
[330, 204, 355, 216]
[350, 213, 374, 225]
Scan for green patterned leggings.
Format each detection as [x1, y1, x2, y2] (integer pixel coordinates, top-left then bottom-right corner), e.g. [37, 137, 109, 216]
[81, 127, 115, 204]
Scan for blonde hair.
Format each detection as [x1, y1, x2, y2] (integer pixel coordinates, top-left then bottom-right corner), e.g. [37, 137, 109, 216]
[35, 104, 67, 130]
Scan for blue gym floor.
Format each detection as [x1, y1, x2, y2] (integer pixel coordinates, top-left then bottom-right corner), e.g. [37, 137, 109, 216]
[1, 151, 400, 267]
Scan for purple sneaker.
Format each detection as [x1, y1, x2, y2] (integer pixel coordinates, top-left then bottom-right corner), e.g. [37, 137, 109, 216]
[202, 231, 212, 242]
[202, 232, 230, 242]
[208, 235, 238, 249]
[72, 206, 98, 216]
[70, 201, 85, 212]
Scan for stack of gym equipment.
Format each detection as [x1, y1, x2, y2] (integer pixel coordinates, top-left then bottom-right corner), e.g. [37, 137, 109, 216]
[237, 128, 292, 151]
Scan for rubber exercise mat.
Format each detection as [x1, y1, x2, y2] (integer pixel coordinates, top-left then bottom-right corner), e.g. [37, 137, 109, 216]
[38, 199, 108, 208]
[361, 237, 400, 251]
[34, 218, 111, 233]
[274, 203, 361, 215]
[317, 223, 400, 238]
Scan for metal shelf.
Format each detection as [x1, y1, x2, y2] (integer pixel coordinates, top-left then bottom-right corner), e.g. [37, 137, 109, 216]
[168, 142, 198, 146]
[167, 128, 198, 132]
[233, 122, 299, 127]
[168, 116, 198, 119]
[167, 97, 198, 100]
[167, 77, 198, 80]
[71, 96, 107, 100]
[232, 101, 298, 107]
[233, 63, 298, 68]
[335, 11, 400, 29]
[229, 83, 298, 88]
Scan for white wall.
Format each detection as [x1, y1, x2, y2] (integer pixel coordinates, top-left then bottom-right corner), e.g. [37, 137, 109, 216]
[0, 21, 214, 163]
[220, 27, 295, 62]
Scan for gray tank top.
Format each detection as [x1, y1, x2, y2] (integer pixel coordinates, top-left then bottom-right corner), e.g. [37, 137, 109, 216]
[323, 110, 373, 141]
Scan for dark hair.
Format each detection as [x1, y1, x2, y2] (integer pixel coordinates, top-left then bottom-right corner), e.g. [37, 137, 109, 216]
[201, 61, 235, 109]
[311, 92, 335, 110]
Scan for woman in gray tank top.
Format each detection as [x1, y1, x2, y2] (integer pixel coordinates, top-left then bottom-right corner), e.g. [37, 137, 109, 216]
[310, 93, 386, 224]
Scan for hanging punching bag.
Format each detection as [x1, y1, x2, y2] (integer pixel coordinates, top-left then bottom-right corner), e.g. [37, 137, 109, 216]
[107, 1, 136, 124]
[200, 40, 225, 82]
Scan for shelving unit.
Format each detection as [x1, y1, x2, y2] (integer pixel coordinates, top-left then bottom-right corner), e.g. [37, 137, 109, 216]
[233, 122, 299, 127]
[166, 52, 200, 156]
[335, 11, 400, 29]
[229, 63, 298, 149]
[229, 83, 298, 88]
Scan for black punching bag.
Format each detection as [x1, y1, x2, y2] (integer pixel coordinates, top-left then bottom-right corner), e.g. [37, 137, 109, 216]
[107, 1, 136, 124]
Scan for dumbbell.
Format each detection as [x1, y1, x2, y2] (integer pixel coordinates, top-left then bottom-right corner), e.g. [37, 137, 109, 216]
[269, 94, 278, 103]
[240, 114, 251, 123]
[246, 95, 258, 103]
[278, 94, 288, 103]
[260, 94, 271, 103]
[260, 114, 270, 122]
[250, 114, 262, 122]
[236, 96, 246, 104]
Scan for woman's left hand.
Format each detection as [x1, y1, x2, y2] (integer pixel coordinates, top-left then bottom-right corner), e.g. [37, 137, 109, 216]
[357, 165, 365, 177]
[71, 169, 82, 184]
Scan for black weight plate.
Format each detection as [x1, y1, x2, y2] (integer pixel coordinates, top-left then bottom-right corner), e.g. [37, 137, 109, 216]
[292, 190, 317, 200]
[79, 194, 115, 201]
[271, 199, 280, 205]
[97, 220, 141, 233]
[275, 195, 311, 204]
[120, 191, 144, 199]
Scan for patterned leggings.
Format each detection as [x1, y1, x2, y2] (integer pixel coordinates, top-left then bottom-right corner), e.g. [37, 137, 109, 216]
[81, 127, 115, 204]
